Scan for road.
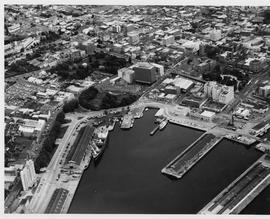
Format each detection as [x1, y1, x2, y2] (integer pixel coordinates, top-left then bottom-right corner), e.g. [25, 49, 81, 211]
[27, 116, 84, 213]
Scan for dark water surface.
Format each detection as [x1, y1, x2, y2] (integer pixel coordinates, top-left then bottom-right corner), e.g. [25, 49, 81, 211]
[241, 130, 270, 215]
[69, 110, 262, 214]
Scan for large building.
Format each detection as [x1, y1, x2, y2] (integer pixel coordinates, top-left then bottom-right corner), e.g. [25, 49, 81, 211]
[18, 119, 46, 138]
[20, 160, 36, 191]
[173, 77, 194, 92]
[118, 68, 135, 84]
[162, 35, 175, 46]
[128, 31, 139, 45]
[259, 85, 270, 97]
[64, 125, 94, 169]
[132, 62, 157, 84]
[79, 40, 95, 55]
[123, 23, 135, 36]
[5, 166, 17, 189]
[204, 81, 234, 104]
[209, 29, 222, 41]
[152, 63, 164, 76]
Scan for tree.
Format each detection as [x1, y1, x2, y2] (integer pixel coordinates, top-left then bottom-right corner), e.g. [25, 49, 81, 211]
[263, 10, 270, 24]
[63, 99, 79, 113]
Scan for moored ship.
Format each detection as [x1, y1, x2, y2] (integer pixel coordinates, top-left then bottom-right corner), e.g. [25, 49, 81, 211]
[159, 119, 168, 130]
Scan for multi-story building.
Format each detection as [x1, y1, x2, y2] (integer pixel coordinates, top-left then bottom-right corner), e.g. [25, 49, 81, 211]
[20, 160, 36, 191]
[18, 119, 46, 138]
[204, 81, 234, 104]
[162, 35, 175, 46]
[209, 29, 222, 41]
[123, 23, 135, 36]
[259, 85, 270, 97]
[132, 62, 156, 84]
[118, 68, 135, 84]
[152, 63, 164, 76]
[128, 31, 139, 45]
[80, 40, 95, 55]
[112, 24, 121, 33]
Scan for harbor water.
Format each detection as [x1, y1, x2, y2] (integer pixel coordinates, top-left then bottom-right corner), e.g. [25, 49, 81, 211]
[240, 130, 270, 214]
[69, 109, 263, 214]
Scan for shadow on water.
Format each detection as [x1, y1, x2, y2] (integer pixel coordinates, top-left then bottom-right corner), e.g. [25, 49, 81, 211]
[93, 152, 104, 167]
[163, 173, 178, 181]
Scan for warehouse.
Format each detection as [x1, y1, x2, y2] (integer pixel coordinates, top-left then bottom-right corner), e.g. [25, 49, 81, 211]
[65, 125, 94, 169]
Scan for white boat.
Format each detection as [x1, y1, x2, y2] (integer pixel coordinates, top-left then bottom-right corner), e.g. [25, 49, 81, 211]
[159, 119, 168, 130]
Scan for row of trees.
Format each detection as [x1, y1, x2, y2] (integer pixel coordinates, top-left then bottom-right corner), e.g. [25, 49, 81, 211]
[34, 111, 65, 173]
[40, 31, 61, 43]
[202, 64, 250, 91]
[4, 34, 27, 44]
[51, 50, 131, 80]
[63, 99, 79, 113]
[6, 59, 40, 75]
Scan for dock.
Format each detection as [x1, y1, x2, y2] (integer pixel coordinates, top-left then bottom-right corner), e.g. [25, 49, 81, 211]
[168, 118, 211, 132]
[121, 114, 134, 129]
[150, 125, 159, 136]
[199, 155, 270, 214]
[225, 134, 257, 145]
[162, 133, 222, 179]
[131, 107, 144, 119]
[256, 141, 270, 153]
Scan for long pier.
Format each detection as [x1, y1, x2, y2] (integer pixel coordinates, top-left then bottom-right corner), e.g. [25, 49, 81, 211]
[161, 133, 222, 179]
[199, 155, 270, 214]
[150, 125, 159, 136]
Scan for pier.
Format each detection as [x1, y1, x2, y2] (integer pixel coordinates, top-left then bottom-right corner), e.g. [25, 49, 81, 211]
[168, 118, 210, 132]
[161, 133, 222, 179]
[131, 107, 144, 119]
[150, 125, 159, 136]
[121, 114, 134, 129]
[199, 155, 270, 214]
[225, 134, 257, 145]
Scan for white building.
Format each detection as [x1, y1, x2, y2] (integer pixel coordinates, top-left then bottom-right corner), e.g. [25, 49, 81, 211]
[128, 31, 140, 45]
[173, 77, 194, 92]
[66, 85, 84, 95]
[235, 107, 250, 119]
[5, 166, 17, 189]
[162, 35, 175, 46]
[210, 29, 222, 41]
[204, 81, 234, 104]
[20, 160, 37, 191]
[28, 77, 43, 85]
[259, 85, 270, 97]
[189, 109, 215, 122]
[19, 119, 46, 137]
[113, 25, 121, 33]
[152, 63, 164, 76]
[118, 68, 135, 84]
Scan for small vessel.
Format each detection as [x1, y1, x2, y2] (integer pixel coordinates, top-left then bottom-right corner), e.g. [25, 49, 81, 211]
[159, 119, 168, 130]
[92, 137, 108, 161]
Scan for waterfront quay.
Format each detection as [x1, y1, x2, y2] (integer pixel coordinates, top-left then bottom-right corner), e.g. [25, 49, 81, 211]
[161, 133, 223, 179]
[225, 134, 257, 145]
[256, 142, 270, 153]
[120, 114, 134, 129]
[199, 155, 270, 214]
